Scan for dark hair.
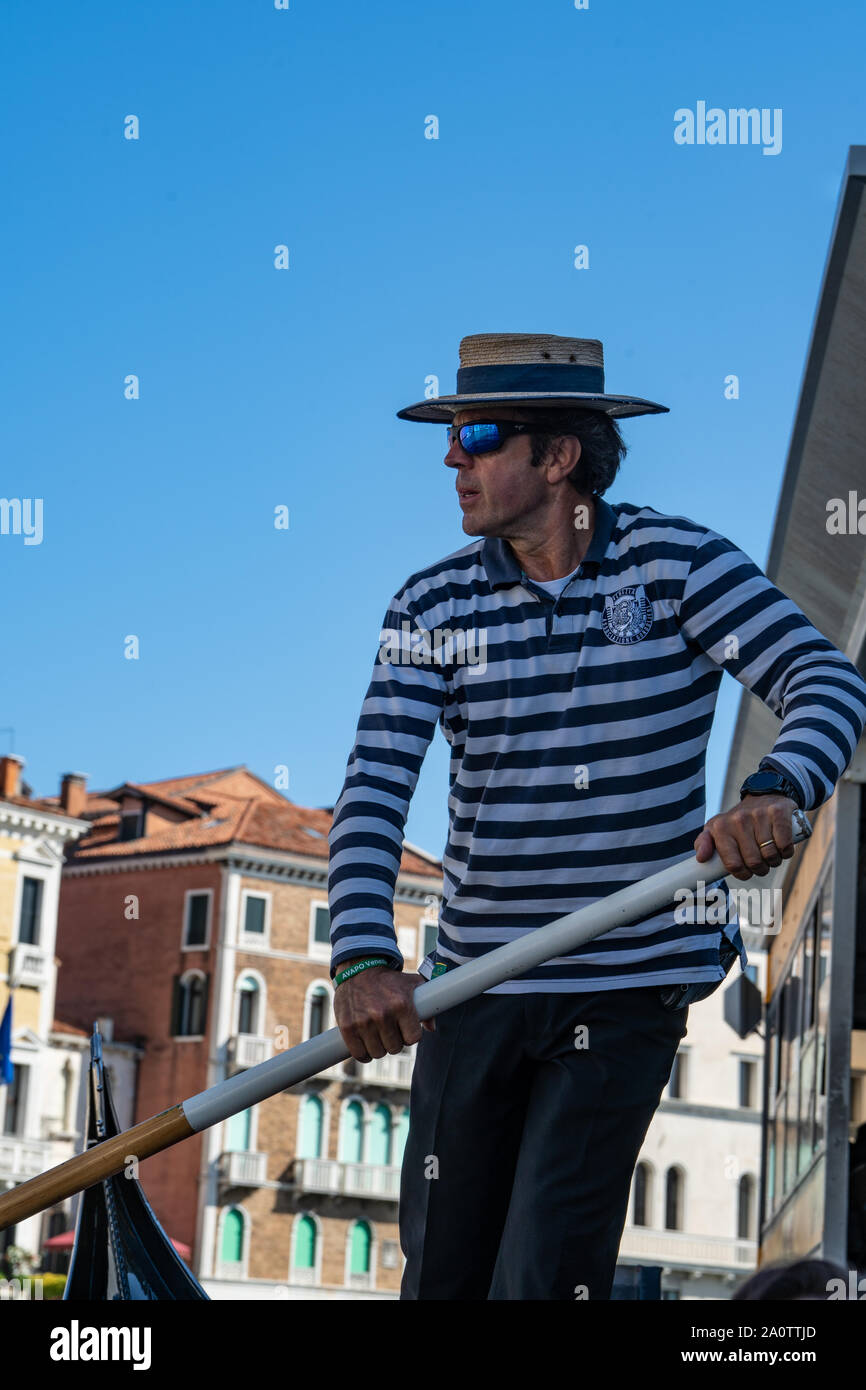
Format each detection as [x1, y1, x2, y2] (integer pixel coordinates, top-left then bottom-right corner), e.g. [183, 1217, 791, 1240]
[525, 408, 627, 497]
[731, 1258, 850, 1301]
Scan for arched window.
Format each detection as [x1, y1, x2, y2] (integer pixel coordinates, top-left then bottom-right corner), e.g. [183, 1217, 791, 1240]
[308, 986, 329, 1039]
[393, 1108, 410, 1165]
[349, 1220, 372, 1276]
[220, 1208, 244, 1265]
[665, 1167, 684, 1231]
[237, 975, 260, 1034]
[298, 1095, 324, 1159]
[737, 1173, 756, 1239]
[633, 1161, 652, 1227]
[339, 1101, 364, 1163]
[294, 1214, 317, 1271]
[173, 971, 208, 1036]
[368, 1105, 392, 1166]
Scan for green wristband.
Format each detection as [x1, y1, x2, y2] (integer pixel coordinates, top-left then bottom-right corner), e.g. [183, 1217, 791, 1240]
[335, 957, 391, 987]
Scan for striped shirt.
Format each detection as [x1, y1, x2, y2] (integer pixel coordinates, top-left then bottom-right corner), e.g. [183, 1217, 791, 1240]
[328, 495, 866, 994]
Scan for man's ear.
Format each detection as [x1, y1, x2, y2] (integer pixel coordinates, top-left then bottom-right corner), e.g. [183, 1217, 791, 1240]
[547, 435, 581, 483]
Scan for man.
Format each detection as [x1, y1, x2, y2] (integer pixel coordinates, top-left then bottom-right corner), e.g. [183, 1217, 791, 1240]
[327, 332, 866, 1300]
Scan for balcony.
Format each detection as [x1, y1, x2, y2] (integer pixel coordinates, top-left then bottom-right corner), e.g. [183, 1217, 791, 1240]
[0, 1136, 53, 1183]
[314, 1051, 414, 1088]
[619, 1226, 756, 1270]
[8, 943, 51, 990]
[343, 1162, 401, 1200]
[317, 1062, 351, 1083]
[294, 1157, 401, 1201]
[219, 1150, 268, 1187]
[342, 1051, 414, 1089]
[294, 1158, 343, 1194]
[228, 1034, 274, 1070]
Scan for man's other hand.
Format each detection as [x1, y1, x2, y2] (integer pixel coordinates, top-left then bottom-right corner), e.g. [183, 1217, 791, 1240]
[694, 793, 798, 881]
[333, 962, 435, 1063]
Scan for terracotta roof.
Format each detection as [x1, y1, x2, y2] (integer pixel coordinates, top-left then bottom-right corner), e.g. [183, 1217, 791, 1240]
[41, 792, 127, 816]
[52, 1020, 89, 1037]
[135, 767, 242, 795]
[137, 766, 287, 806]
[65, 766, 441, 879]
[0, 794, 83, 820]
[108, 783, 206, 816]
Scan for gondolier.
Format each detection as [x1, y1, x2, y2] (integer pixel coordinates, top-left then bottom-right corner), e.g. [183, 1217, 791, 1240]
[328, 331, 866, 1300]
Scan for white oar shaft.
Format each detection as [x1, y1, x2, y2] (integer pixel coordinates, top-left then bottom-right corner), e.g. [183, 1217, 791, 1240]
[182, 809, 811, 1132]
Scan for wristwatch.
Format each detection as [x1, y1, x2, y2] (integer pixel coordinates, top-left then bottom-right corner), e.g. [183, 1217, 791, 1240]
[739, 767, 804, 809]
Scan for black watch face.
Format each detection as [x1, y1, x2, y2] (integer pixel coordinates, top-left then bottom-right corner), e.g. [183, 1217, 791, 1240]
[748, 772, 778, 793]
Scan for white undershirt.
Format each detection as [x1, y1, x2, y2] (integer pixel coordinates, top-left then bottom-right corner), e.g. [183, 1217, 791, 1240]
[528, 563, 583, 597]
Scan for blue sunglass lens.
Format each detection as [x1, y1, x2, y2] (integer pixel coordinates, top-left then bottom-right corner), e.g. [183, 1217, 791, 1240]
[454, 423, 503, 454]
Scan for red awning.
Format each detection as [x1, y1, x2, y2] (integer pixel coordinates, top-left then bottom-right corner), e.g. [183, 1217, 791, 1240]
[42, 1229, 192, 1261]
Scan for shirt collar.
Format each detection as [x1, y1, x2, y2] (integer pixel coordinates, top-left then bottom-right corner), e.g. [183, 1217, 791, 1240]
[481, 495, 617, 590]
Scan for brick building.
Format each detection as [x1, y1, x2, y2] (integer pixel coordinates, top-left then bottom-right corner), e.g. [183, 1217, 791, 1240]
[0, 753, 140, 1272]
[52, 766, 442, 1298]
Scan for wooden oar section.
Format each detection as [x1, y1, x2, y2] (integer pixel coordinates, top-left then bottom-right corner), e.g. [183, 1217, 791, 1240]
[0, 811, 812, 1232]
[0, 1106, 193, 1229]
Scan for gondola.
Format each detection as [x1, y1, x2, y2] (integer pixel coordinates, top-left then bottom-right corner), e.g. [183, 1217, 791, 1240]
[63, 1024, 208, 1300]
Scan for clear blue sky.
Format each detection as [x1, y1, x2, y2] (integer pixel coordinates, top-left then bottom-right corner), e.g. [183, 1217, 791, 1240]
[1, 0, 862, 859]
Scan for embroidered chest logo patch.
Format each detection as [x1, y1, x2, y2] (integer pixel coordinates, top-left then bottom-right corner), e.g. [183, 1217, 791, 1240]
[601, 584, 654, 645]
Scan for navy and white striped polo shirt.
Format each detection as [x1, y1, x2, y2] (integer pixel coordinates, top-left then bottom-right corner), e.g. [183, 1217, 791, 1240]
[328, 495, 866, 994]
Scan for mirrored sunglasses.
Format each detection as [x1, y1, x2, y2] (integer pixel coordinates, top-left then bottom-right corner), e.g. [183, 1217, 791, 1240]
[445, 421, 537, 456]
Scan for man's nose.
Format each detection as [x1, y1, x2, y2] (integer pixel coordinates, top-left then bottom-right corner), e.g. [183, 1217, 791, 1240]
[444, 435, 471, 468]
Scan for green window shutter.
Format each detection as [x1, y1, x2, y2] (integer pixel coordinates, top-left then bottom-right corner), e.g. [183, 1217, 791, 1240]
[298, 1096, 323, 1159]
[339, 1102, 363, 1163]
[294, 1215, 316, 1269]
[313, 906, 330, 945]
[368, 1105, 392, 1166]
[170, 975, 182, 1035]
[221, 1209, 243, 1263]
[308, 987, 328, 1038]
[194, 974, 210, 1035]
[238, 976, 259, 1034]
[394, 1108, 410, 1164]
[19, 877, 43, 945]
[244, 897, 266, 935]
[185, 894, 209, 947]
[225, 1108, 251, 1152]
[349, 1221, 371, 1275]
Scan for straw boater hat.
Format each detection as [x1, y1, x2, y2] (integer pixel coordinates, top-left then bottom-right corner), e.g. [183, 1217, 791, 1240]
[396, 333, 668, 422]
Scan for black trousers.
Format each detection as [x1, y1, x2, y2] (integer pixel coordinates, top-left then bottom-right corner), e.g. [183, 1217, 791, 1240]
[399, 986, 689, 1300]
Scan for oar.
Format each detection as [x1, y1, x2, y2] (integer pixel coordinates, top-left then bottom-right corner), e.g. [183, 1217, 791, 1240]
[0, 809, 811, 1230]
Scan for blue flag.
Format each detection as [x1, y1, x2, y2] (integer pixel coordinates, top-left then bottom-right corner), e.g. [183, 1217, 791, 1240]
[0, 996, 13, 1086]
